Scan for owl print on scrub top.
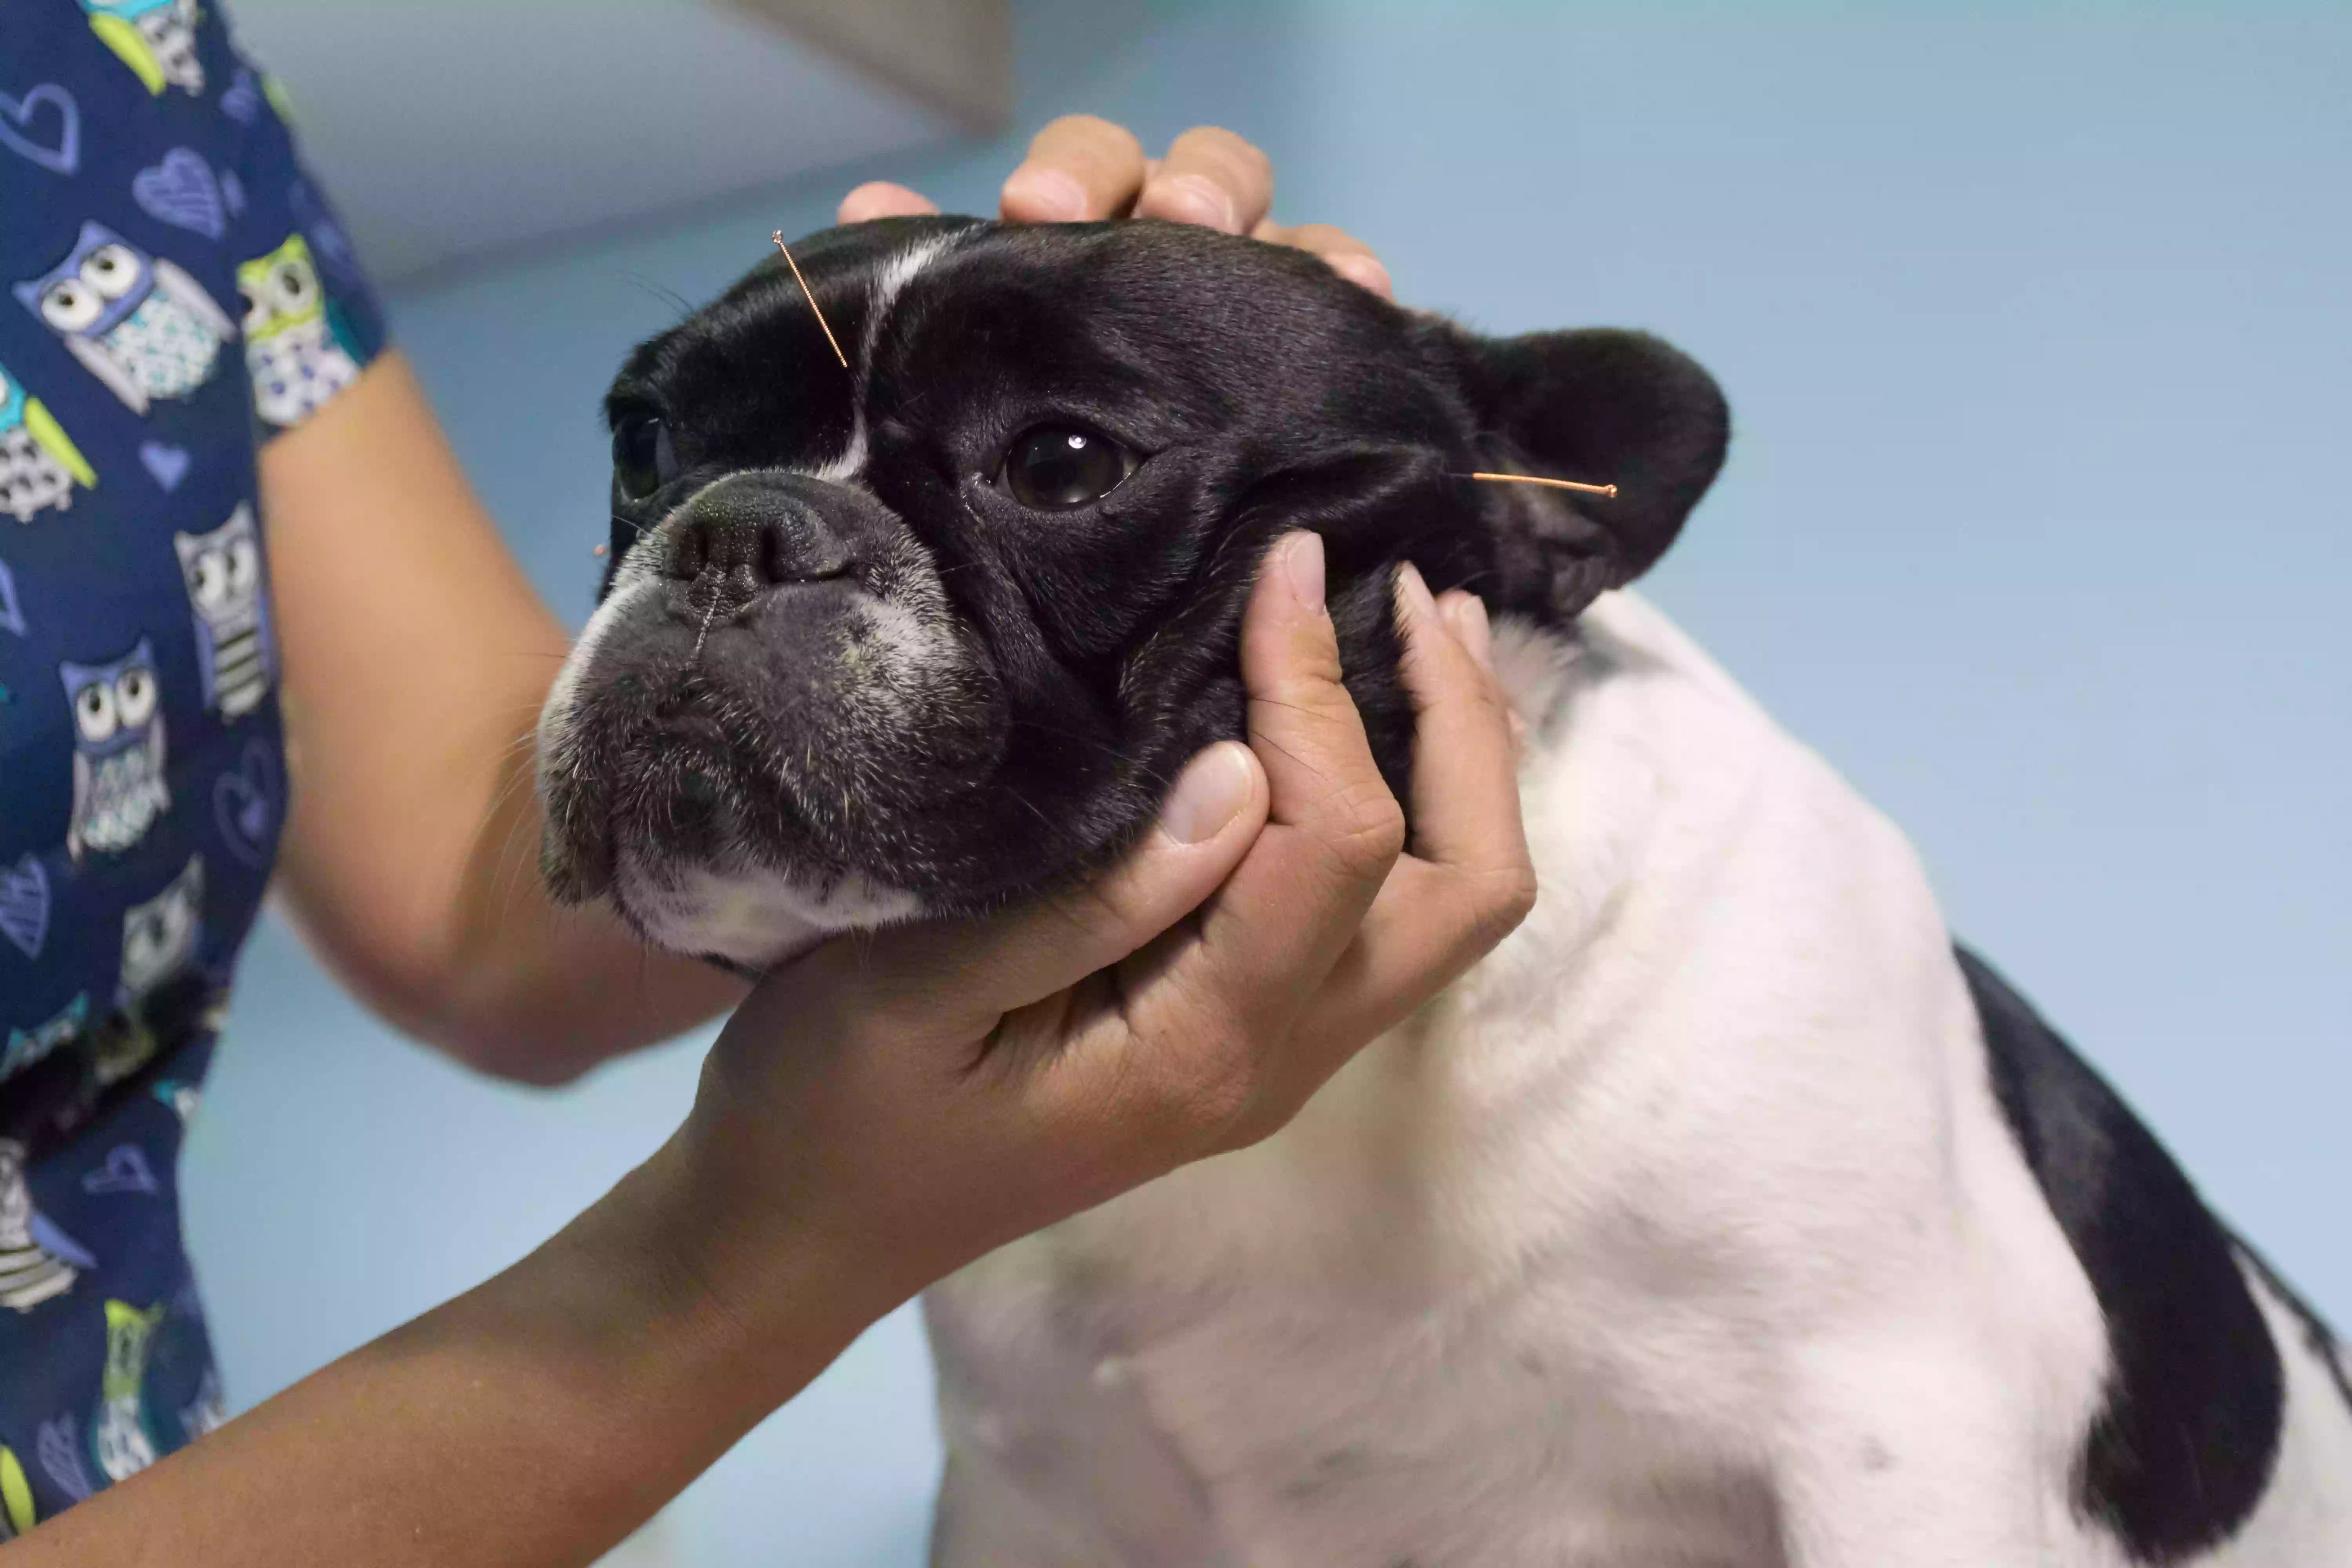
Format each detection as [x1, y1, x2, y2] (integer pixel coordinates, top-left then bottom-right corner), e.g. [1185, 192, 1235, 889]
[60, 641, 169, 862]
[172, 505, 273, 718]
[77, 0, 206, 96]
[13, 223, 233, 416]
[90, 1298, 165, 1482]
[0, 1138, 78, 1314]
[1, 0, 389, 1535]
[115, 857, 201, 1016]
[238, 234, 360, 428]
[0, 361, 98, 525]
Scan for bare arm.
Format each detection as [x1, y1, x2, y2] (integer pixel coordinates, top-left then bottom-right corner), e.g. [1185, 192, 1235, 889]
[265, 119, 1386, 1083]
[4, 1139, 853, 1568]
[9, 545, 1531, 1567]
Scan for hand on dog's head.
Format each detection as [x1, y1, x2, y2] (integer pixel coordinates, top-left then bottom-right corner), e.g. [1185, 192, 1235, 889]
[535, 216, 1728, 971]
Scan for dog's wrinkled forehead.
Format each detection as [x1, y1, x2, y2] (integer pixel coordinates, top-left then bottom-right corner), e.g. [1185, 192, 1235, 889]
[604, 217, 1423, 525]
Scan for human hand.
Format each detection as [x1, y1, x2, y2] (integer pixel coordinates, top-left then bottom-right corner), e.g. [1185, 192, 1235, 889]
[665, 534, 1531, 1327]
[838, 114, 1394, 297]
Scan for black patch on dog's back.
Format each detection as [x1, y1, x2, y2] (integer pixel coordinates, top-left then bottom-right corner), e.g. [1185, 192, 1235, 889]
[1958, 946, 2283, 1561]
[2235, 1236, 2352, 1417]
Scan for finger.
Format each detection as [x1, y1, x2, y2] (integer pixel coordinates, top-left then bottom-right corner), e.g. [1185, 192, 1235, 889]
[1252, 220, 1393, 297]
[838, 181, 940, 224]
[1294, 578, 1536, 1056]
[871, 740, 1269, 1035]
[1443, 590, 1526, 754]
[1145, 534, 1406, 1038]
[1392, 573, 1525, 872]
[1304, 842, 1536, 1053]
[1134, 126, 1274, 236]
[1237, 534, 1397, 845]
[1001, 114, 1149, 222]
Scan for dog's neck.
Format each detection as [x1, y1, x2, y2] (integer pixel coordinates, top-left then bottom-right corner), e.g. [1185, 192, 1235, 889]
[1337, 589, 1960, 1190]
[1469, 595, 1762, 1017]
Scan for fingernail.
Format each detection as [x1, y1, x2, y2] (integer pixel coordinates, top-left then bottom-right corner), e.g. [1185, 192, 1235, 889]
[1154, 173, 1240, 232]
[1002, 167, 1087, 222]
[1395, 561, 1438, 626]
[1160, 742, 1254, 844]
[1448, 593, 1494, 674]
[1328, 253, 1393, 296]
[1281, 532, 1326, 616]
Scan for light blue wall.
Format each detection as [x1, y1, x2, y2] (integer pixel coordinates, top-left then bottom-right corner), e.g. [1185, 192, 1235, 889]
[184, 3, 2351, 1563]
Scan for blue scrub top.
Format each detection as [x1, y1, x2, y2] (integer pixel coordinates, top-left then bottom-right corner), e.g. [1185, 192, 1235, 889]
[0, 0, 388, 1533]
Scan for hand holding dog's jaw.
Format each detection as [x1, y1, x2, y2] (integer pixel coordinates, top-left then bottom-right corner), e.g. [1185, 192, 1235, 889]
[662, 534, 1531, 1323]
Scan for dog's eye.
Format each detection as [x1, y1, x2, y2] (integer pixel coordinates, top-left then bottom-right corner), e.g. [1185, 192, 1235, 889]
[1000, 425, 1132, 511]
[612, 417, 677, 501]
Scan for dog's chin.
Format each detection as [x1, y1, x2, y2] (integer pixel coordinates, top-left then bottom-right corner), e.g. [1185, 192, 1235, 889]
[612, 841, 924, 974]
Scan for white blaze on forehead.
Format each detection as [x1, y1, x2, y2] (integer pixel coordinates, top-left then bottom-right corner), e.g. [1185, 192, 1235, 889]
[807, 232, 965, 486]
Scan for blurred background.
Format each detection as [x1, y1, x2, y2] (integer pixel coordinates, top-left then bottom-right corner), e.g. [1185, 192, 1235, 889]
[183, 1, 2349, 1563]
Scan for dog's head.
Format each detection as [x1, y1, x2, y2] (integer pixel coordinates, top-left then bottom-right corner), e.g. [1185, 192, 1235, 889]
[536, 216, 1727, 970]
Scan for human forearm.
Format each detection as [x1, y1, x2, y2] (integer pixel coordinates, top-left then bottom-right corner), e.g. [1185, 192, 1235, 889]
[5, 1138, 868, 1568]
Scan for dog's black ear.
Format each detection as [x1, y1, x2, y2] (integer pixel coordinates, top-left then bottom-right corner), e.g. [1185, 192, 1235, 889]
[1437, 325, 1729, 622]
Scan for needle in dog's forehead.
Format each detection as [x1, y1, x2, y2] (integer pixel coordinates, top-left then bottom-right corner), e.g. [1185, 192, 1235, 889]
[771, 229, 850, 370]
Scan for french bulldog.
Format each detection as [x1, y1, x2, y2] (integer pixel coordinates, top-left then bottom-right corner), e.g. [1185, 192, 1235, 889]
[536, 216, 2351, 1566]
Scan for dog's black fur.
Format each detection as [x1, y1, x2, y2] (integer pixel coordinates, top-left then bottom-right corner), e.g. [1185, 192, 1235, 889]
[540, 216, 1726, 923]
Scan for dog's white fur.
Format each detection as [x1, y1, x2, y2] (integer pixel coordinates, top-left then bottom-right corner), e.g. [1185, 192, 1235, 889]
[921, 592, 2352, 1567]
[812, 232, 964, 486]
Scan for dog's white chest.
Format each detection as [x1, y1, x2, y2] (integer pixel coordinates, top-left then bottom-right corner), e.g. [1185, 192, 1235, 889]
[928, 1279, 1775, 1566]
[925, 1042, 1785, 1566]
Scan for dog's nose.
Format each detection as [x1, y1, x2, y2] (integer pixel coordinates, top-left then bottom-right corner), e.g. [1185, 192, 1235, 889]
[665, 475, 853, 594]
